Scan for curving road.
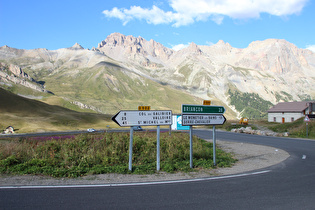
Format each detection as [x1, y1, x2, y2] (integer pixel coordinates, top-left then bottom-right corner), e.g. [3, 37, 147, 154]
[1, 130, 315, 209]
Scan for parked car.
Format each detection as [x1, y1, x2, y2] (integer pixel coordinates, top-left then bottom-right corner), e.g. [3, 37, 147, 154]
[132, 126, 143, 131]
[87, 128, 96, 132]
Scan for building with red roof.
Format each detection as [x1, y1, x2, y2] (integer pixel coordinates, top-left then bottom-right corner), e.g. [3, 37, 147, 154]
[267, 101, 315, 123]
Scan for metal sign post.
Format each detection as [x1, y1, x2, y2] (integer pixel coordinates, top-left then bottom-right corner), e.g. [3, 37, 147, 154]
[182, 104, 226, 168]
[304, 116, 310, 138]
[190, 125, 193, 168]
[112, 110, 172, 171]
[129, 127, 134, 171]
[213, 125, 216, 166]
[306, 123, 308, 138]
[157, 125, 160, 171]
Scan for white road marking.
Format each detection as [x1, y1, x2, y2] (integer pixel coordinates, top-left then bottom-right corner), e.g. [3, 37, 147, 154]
[302, 155, 307, 159]
[0, 170, 270, 189]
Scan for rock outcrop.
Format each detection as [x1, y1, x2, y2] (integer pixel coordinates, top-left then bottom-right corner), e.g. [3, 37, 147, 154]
[71, 101, 101, 112]
[96, 32, 173, 64]
[0, 63, 51, 93]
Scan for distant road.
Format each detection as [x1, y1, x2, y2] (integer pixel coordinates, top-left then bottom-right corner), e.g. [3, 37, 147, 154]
[0, 129, 117, 138]
[0, 128, 170, 138]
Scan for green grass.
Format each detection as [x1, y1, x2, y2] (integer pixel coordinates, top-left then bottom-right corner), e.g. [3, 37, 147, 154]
[234, 67, 250, 76]
[266, 118, 315, 139]
[1, 83, 51, 98]
[228, 88, 273, 119]
[0, 132, 237, 178]
[3, 58, 202, 115]
[0, 87, 114, 133]
[220, 119, 315, 139]
[38, 65, 200, 114]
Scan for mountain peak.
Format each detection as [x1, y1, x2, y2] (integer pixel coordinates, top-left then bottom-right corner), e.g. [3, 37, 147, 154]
[96, 32, 173, 64]
[189, 42, 198, 48]
[217, 40, 225, 45]
[97, 32, 148, 49]
[247, 39, 293, 49]
[184, 42, 202, 54]
[215, 40, 232, 48]
[70, 43, 84, 50]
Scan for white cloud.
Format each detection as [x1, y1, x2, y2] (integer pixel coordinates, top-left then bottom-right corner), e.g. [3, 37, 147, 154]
[103, 5, 175, 25]
[103, 7, 129, 25]
[103, 0, 309, 27]
[306, 45, 315, 52]
[171, 43, 190, 51]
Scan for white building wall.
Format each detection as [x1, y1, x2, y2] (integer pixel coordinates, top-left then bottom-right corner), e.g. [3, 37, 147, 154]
[268, 112, 305, 123]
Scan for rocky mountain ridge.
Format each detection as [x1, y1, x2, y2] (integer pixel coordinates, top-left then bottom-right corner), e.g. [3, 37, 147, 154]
[94, 33, 314, 106]
[0, 62, 49, 93]
[0, 33, 314, 118]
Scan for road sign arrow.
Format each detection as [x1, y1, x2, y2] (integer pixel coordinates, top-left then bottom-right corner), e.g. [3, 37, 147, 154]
[182, 114, 226, 126]
[111, 112, 122, 126]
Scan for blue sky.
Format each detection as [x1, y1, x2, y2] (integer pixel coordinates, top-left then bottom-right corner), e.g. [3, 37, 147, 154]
[1, 0, 314, 52]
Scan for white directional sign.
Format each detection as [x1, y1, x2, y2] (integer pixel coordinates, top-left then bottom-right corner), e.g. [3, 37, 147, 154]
[182, 114, 226, 126]
[112, 110, 172, 127]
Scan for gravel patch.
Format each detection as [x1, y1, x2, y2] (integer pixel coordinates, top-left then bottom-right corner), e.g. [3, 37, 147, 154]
[0, 140, 289, 186]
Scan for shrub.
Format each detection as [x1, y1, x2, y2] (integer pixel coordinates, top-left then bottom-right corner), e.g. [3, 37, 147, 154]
[0, 132, 236, 177]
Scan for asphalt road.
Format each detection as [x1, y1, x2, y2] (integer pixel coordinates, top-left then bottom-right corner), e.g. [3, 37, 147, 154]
[1, 129, 315, 209]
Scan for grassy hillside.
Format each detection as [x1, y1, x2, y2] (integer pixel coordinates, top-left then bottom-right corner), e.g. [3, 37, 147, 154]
[0, 88, 113, 133]
[23, 62, 202, 114]
[3, 55, 238, 119]
[228, 88, 273, 119]
[2, 58, 239, 129]
[219, 118, 314, 139]
[266, 118, 315, 139]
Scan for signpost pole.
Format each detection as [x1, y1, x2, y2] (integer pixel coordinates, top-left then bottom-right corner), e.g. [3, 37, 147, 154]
[304, 116, 310, 138]
[181, 103, 226, 168]
[213, 125, 216, 166]
[157, 125, 160, 171]
[112, 109, 172, 172]
[129, 127, 134, 171]
[306, 122, 308, 138]
[169, 125, 171, 136]
[190, 125, 193, 168]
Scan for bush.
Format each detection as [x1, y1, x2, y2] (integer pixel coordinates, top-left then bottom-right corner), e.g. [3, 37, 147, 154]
[0, 132, 237, 177]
